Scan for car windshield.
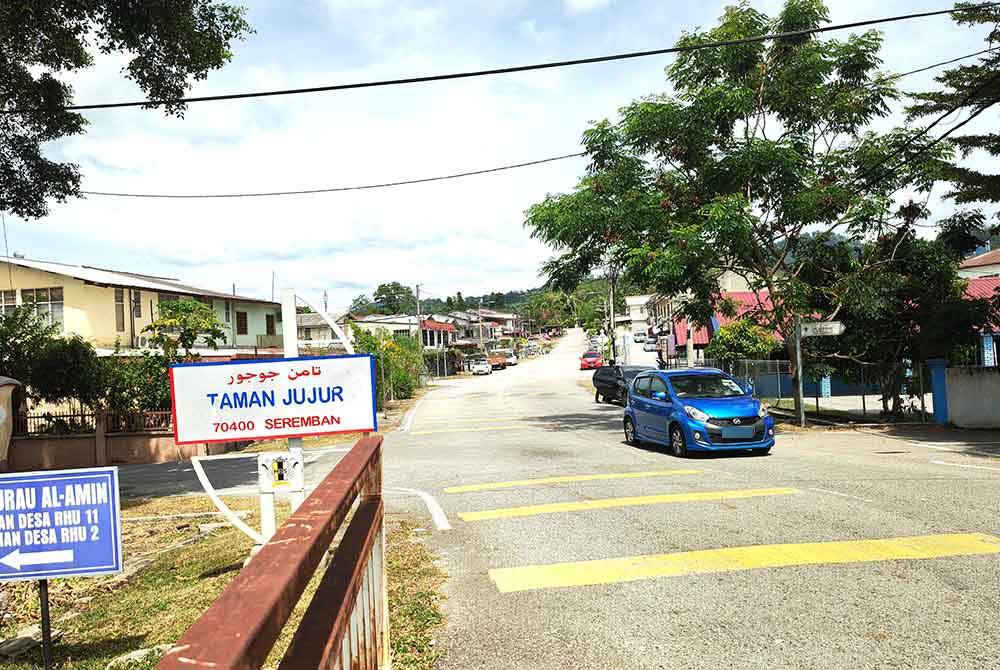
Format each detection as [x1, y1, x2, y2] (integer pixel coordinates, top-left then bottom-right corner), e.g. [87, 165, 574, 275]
[583, 351, 600, 358]
[669, 374, 745, 398]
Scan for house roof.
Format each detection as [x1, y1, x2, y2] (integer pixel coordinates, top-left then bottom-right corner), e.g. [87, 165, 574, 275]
[961, 248, 1000, 269]
[354, 314, 417, 325]
[672, 317, 711, 347]
[1, 256, 277, 305]
[965, 276, 1000, 300]
[421, 319, 456, 332]
[297, 312, 346, 328]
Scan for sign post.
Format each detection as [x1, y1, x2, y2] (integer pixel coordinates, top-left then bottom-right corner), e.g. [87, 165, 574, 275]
[0, 467, 123, 669]
[795, 320, 847, 427]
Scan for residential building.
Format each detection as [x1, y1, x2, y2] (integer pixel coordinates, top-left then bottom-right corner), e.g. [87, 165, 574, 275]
[296, 311, 350, 351]
[625, 294, 652, 332]
[350, 313, 456, 349]
[0, 256, 282, 352]
[959, 248, 1000, 278]
[965, 277, 1000, 366]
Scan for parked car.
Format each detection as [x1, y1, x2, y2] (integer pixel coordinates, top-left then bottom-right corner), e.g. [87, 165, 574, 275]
[633, 331, 647, 343]
[593, 365, 651, 404]
[487, 352, 507, 370]
[623, 368, 774, 457]
[469, 358, 492, 375]
[495, 348, 518, 366]
[642, 340, 658, 352]
[580, 350, 604, 370]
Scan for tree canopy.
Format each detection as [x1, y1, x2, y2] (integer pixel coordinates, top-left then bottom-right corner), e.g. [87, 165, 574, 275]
[526, 0, 952, 389]
[372, 282, 417, 315]
[1, 0, 252, 219]
[142, 298, 226, 359]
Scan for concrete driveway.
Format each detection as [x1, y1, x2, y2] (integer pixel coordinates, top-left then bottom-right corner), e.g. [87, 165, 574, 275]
[386, 328, 1000, 670]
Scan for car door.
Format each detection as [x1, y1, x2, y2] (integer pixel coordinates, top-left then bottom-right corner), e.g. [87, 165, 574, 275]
[631, 375, 653, 437]
[644, 376, 673, 443]
[594, 367, 613, 397]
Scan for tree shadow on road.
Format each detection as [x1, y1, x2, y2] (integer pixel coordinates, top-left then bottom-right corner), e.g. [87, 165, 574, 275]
[858, 425, 1000, 459]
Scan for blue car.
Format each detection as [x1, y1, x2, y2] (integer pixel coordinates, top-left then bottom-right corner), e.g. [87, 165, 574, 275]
[623, 368, 775, 457]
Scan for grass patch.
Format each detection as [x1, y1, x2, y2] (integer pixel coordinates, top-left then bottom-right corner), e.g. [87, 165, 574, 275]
[0, 499, 445, 670]
[387, 519, 446, 670]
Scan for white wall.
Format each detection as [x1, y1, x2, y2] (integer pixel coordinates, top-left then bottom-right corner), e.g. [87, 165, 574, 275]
[946, 366, 1000, 428]
[958, 265, 1000, 278]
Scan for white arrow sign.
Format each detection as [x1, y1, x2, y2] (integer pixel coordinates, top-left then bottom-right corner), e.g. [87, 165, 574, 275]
[801, 321, 846, 338]
[0, 549, 75, 571]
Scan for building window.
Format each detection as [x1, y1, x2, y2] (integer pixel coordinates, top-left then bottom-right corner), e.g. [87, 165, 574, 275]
[1, 290, 15, 316]
[157, 292, 179, 304]
[22, 287, 64, 329]
[393, 329, 409, 338]
[114, 288, 126, 332]
[236, 311, 248, 335]
[303, 328, 312, 341]
[132, 290, 141, 318]
[224, 300, 231, 323]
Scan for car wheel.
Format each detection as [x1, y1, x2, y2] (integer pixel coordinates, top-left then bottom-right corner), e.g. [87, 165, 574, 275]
[753, 447, 771, 456]
[669, 424, 688, 458]
[624, 417, 638, 445]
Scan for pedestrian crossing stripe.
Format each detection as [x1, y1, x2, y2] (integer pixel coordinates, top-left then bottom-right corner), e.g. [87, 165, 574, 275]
[488, 533, 1000, 592]
[444, 470, 703, 493]
[459, 487, 798, 521]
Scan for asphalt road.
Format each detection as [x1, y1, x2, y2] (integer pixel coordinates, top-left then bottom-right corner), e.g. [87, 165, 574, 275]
[386, 328, 1000, 670]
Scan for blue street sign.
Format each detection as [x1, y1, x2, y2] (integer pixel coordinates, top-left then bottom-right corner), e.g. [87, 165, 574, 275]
[0, 467, 122, 582]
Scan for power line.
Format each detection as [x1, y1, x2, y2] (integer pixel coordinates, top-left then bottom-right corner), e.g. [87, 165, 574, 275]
[6, 4, 996, 115]
[80, 152, 586, 199]
[76, 48, 991, 200]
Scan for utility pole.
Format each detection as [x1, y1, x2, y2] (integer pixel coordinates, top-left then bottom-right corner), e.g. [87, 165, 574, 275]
[478, 297, 485, 353]
[795, 317, 805, 428]
[608, 271, 617, 362]
[271, 271, 276, 302]
[323, 289, 328, 313]
[686, 323, 695, 368]
[415, 284, 422, 319]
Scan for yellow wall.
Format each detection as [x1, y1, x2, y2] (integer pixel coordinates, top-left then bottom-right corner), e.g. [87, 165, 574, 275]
[2, 263, 148, 347]
[1, 262, 280, 348]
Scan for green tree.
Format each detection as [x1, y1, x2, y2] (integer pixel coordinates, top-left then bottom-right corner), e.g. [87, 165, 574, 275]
[102, 352, 172, 412]
[349, 294, 379, 316]
[1, 1, 252, 219]
[705, 320, 779, 365]
[908, 2, 1000, 239]
[33, 336, 103, 406]
[454, 291, 467, 310]
[143, 298, 226, 360]
[0, 306, 58, 388]
[372, 282, 417, 314]
[526, 0, 950, 414]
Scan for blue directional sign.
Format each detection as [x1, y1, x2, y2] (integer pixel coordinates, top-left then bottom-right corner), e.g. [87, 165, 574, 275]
[0, 467, 122, 582]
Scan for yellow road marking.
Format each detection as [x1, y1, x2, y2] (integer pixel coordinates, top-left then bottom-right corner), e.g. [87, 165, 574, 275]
[458, 487, 797, 521]
[444, 470, 703, 493]
[409, 425, 536, 436]
[489, 533, 1000, 593]
[415, 417, 532, 425]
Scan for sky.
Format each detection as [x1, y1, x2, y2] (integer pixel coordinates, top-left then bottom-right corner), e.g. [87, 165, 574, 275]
[4, 0, 995, 311]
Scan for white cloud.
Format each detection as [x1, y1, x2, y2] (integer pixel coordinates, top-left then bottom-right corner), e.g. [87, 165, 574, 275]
[564, 0, 611, 15]
[10, 0, 995, 310]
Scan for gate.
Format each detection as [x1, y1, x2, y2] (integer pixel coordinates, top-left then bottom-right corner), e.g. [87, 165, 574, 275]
[156, 434, 388, 669]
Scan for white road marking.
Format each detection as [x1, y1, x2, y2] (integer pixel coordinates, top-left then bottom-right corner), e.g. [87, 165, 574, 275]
[809, 487, 875, 503]
[931, 460, 1000, 474]
[388, 487, 453, 531]
[400, 394, 431, 433]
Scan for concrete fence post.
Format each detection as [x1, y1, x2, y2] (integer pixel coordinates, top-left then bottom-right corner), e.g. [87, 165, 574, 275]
[94, 410, 108, 466]
[926, 359, 949, 426]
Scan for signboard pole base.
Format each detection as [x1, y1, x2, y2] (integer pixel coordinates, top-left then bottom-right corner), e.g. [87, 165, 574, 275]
[38, 579, 53, 670]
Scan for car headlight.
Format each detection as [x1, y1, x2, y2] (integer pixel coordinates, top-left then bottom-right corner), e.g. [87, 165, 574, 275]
[758, 404, 769, 418]
[684, 405, 710, 422]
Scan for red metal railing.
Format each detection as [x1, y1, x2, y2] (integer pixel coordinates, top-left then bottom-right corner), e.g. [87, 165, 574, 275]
[156, 434, 388, 669]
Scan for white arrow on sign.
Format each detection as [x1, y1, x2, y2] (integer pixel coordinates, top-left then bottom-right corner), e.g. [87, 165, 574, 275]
[801, 321, 846, 338]
[0, 548, 75, 571]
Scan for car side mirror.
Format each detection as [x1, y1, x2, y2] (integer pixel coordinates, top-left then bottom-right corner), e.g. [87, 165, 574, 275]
[651, 391, 668, 401]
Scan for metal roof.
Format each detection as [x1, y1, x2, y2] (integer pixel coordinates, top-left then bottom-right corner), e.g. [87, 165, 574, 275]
[961, 249, 1000, 269]
[1, 256, 277, 305]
